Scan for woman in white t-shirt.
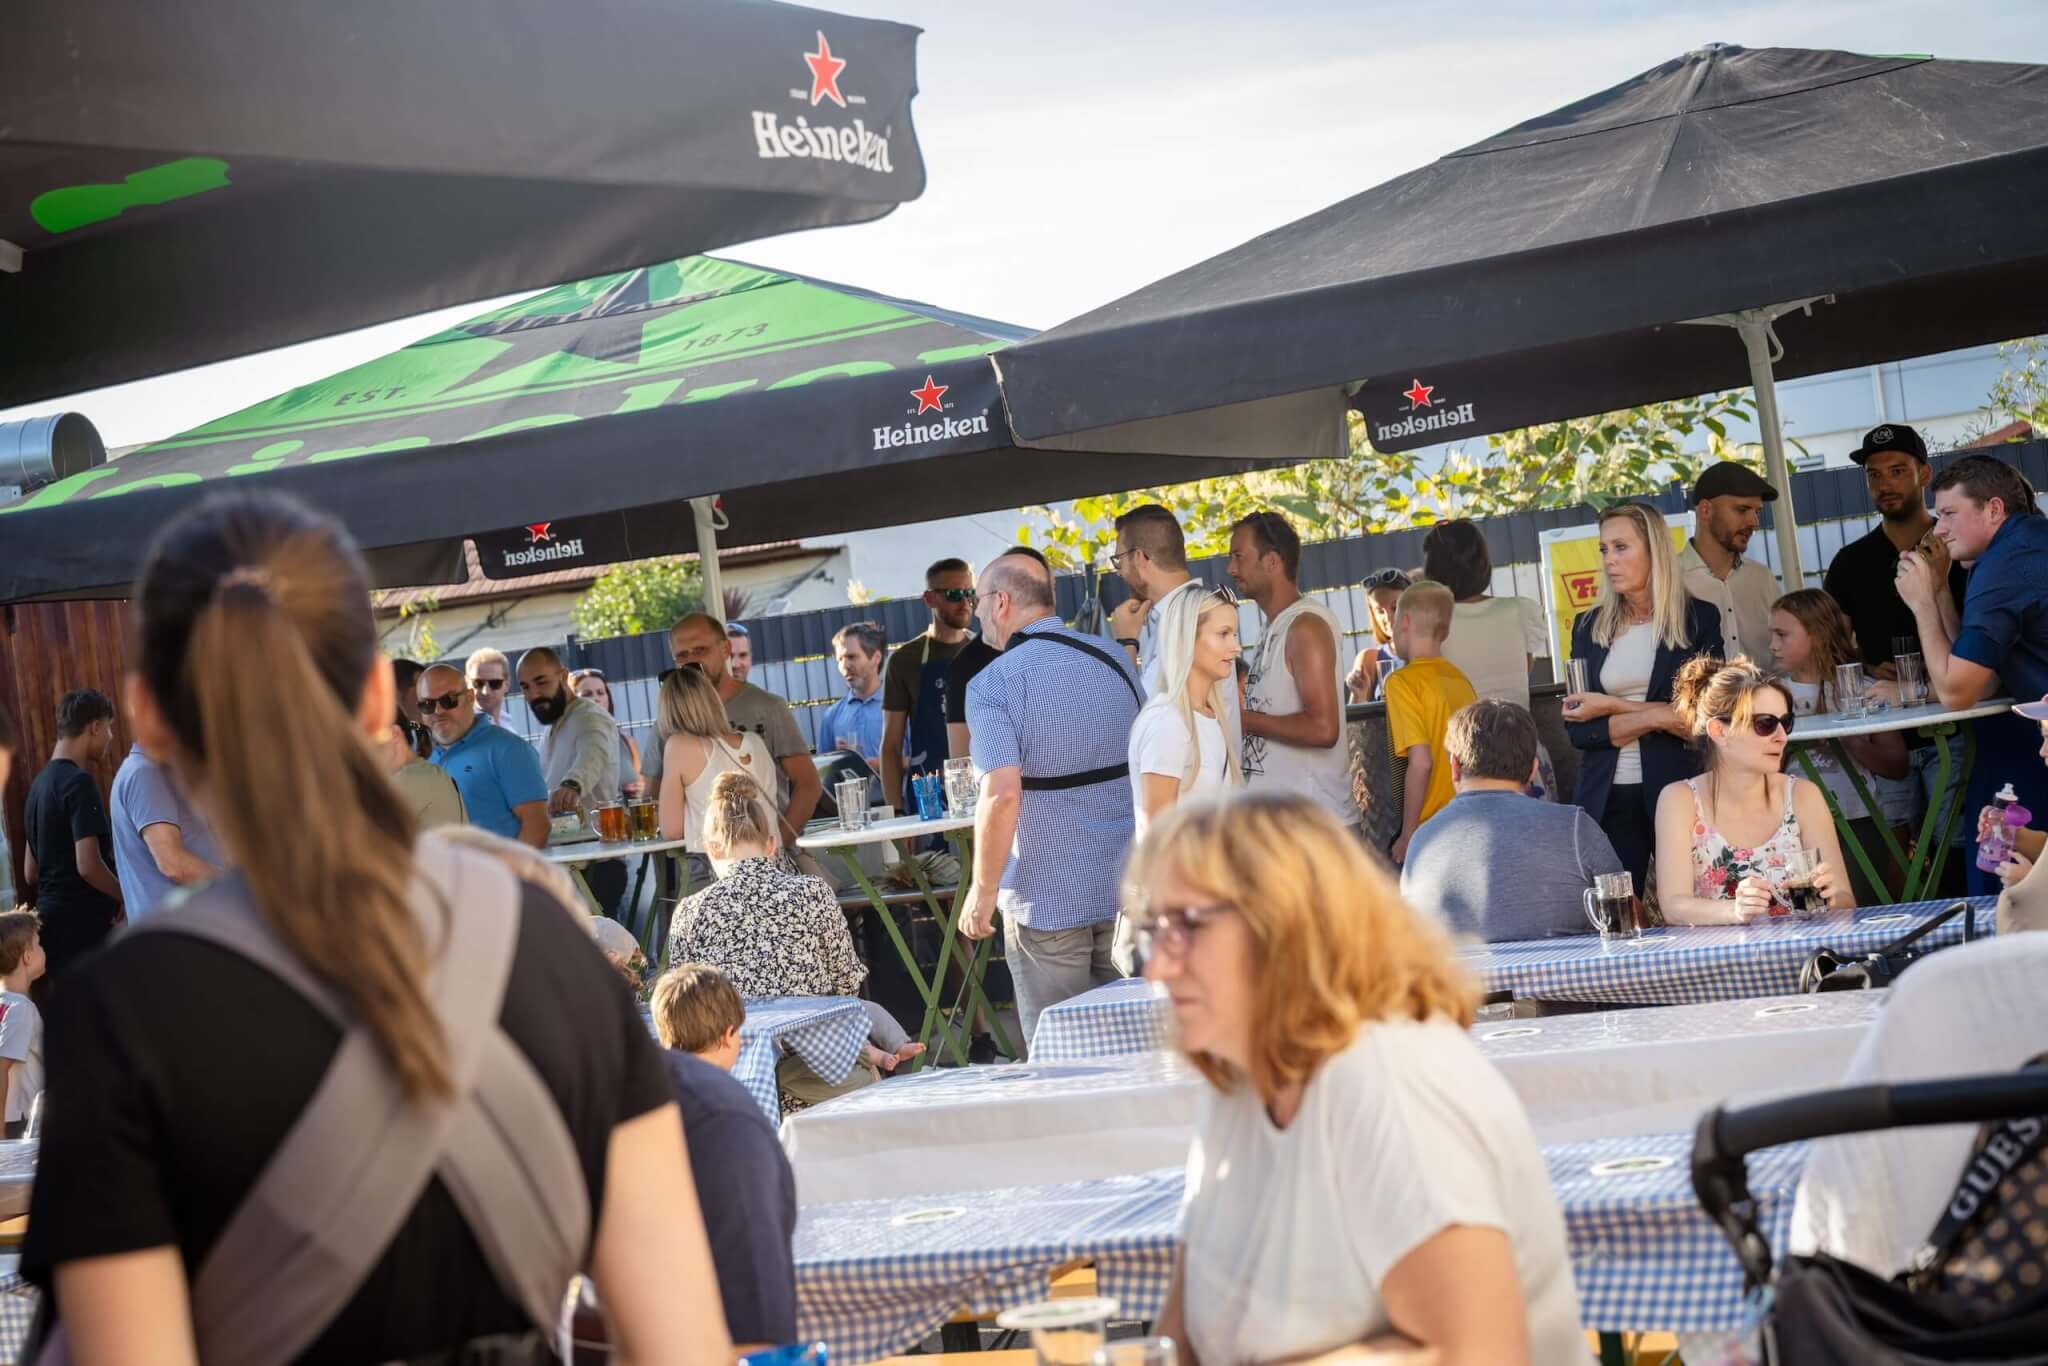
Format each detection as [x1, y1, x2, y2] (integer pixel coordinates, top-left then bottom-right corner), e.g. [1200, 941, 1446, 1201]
[1115, 586, 1242, 973]
[1127, 793, 1584, 1365]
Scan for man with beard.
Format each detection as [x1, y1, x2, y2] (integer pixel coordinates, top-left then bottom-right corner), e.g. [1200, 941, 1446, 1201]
[519, 647, 626, 910]
[1824, 425, 1969, 678]
[881, 558, 979, 810]
[1679, 461, 1782, 664]
[419, 664, 550, 847]
[726, 623, 755, 685]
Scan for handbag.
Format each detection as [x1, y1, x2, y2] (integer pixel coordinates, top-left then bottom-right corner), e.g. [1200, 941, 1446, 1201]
[1799, 901, 1972, 992]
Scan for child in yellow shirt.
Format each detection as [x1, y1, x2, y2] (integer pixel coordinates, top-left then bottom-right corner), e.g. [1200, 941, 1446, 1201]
[1384, 580, 1478, 863]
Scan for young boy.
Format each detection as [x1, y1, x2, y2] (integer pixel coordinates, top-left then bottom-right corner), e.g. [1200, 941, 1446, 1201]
[1384, 580, 1478, 866]
[0, 909, 48, 1138]
[650, 962, 747, 1070]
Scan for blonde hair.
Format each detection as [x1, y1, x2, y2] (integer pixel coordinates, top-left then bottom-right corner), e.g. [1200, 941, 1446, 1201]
[658, 666, 733, 743]
[703, 771, 779, 857]
[1589, 502, 1692, 650]
[1125, 792, 1476, 1101]
[1395, 579, 1454, 641]
[1147, 588, 1243, 791]
[1671, 655, 1788, 766]
[1772, 590, 1861, 708]
[650, 962, 745, 1053]
[464, 646, 509, 681]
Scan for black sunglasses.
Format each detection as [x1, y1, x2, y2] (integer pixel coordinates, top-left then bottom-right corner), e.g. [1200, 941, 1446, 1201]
[470, 676, 508, 691]
[1738, 712, 1796, 738]
[932, 588, 978, 604]
[1203, 583, 1240, 607]
[418, 690, 470, 714]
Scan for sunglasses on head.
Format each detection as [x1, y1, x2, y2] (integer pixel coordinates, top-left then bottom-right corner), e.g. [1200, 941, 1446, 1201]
[1362, 568, 1411, 590]
[933, 588, 978, 604]
[1203, 583, 1240, 607]
[418, 690, 470, 715]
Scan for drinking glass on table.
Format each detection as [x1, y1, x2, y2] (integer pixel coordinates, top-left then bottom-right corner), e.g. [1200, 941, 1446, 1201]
[1834, 663, 1869, 721]
[997, 1298, 1119, 1366]
[1894, 651, 1928, 707]
[593, 802, 629, 843]
[944, 756, 979, 818]
[835, 777, 870, 831]
[1582, 870, 1641, 939]
[1093, 1340, 1178, 1366]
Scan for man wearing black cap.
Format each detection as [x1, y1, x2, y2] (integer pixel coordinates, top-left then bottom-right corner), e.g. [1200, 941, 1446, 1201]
[1823, 424, 1968, 678]
[1680, 461, 1782, 664]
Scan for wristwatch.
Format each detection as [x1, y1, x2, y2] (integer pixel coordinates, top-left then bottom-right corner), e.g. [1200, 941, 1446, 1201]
[1116, 637, 1141, 650]
[560, 778, 582, 795]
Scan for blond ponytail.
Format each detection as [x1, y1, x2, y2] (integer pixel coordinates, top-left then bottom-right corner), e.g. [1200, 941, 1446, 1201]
[703, 771, 779, 857]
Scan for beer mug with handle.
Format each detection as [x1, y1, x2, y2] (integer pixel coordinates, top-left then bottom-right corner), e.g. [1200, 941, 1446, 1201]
[1583, 870, 1639, 939]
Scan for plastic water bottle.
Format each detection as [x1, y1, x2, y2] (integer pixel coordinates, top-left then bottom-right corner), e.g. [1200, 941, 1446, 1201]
[1976, 783, 2034, 873]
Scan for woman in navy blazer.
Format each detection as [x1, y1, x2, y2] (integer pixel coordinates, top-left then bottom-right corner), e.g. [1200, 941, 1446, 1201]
[1562, 502, 1724, 891]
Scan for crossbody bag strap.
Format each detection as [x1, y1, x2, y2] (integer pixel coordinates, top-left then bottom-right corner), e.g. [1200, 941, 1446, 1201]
[1907, 1051, 2048, 1286]
[1011, 630, 1144, 707]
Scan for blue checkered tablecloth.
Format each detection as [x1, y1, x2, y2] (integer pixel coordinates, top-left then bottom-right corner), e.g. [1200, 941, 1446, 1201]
[0, 1268, 35, 1366]
[1030, 977, 1171, 1061]
[794, 1168, 1182, 1363]
[1554, 1131, 1806, 1333]
[729, 997, 871, 1125]
[1463, 898, 1993, 1006]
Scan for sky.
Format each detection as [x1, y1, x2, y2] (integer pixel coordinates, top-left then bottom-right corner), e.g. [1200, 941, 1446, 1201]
[4, 0, 2044, 451]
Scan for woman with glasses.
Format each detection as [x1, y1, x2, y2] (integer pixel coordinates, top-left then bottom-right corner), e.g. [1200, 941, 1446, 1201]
[1653, 656, 1853, 924]
[1130, 793, 1583, 1365]
[1346, 568, 1411, 703]
[571, 668, 645, 799]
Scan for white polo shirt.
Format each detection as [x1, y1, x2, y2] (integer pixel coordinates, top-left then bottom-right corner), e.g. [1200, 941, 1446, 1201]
[1680, 541, 1779, 666]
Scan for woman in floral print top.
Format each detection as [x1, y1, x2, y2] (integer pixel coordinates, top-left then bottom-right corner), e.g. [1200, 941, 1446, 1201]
[1653, 655, 1855, 924]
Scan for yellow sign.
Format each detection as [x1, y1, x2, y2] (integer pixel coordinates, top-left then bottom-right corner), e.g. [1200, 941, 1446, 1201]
[1541, 515, 1693, 664]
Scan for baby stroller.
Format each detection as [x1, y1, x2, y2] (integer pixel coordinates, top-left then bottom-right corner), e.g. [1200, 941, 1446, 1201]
[1692, 1061, 2048, 1363]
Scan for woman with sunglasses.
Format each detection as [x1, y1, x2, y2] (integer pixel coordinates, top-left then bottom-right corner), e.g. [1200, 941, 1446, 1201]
[1132, 793, 1583, 1365]
[1654, 656, 1853, 924]
[1346, 568, 1411, 703]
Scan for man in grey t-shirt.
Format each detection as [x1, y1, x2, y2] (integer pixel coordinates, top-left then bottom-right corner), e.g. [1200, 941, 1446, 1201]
[1401, 699, 1622, 942]
[667, 614, 822, 842]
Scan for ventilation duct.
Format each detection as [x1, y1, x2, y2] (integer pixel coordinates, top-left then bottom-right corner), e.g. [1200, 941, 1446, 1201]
[0, 412, 106, 501]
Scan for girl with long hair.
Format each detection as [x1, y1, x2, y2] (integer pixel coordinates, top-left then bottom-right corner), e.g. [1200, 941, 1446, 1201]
[1561, 502, 1724, 888]
[1131, 793, 1583, 1364]
[656, 666, 775, 883]
[22, 493, 730, 1363]
[1347, 568, 1410, 703]
[1654, 655, 1854, 924]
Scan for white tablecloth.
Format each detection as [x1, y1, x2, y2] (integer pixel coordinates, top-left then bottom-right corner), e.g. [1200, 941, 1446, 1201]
[780, 1052, 1205, 1206]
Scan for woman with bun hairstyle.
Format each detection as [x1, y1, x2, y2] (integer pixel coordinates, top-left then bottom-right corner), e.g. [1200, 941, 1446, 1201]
[1653, 655, 1854, 924]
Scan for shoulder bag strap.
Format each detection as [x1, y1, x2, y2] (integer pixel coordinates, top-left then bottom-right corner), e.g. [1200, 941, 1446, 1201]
[1010, 630, 1143, 707]
[1907, 1051, 2048, 1287]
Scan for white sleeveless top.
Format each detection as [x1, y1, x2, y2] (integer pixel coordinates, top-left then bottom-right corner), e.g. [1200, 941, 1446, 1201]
[678, 731, 777, 852]
[1242, 597, 1360, 825]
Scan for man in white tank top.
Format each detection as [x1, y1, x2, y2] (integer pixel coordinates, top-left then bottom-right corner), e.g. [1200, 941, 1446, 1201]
[1228, 513, 1362, 830]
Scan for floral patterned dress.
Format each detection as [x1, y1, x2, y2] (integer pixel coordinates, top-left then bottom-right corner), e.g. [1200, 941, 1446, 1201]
[666, 856, 867, 998]
[1687, 774, 1810, 913]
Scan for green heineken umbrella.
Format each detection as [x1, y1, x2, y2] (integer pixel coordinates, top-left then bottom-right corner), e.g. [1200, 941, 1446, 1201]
[1, 0, 926, 408]
[0, 256, 1329, 602]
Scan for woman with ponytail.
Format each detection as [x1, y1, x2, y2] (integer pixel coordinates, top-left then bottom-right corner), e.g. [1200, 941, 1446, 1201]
[23, 494, 731, 1364]
[668, 771, 921, 1105]
[1652, 654, 1854, 925]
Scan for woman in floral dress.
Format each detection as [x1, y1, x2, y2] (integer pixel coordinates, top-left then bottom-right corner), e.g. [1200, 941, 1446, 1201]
[1653, 655, 1855, 923]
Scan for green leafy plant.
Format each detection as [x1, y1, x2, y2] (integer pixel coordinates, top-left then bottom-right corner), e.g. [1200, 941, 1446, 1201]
[572, 557, 704, 640]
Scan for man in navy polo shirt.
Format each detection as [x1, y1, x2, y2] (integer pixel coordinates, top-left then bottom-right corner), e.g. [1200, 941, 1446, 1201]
[418, 663, 550, 847]
[1898, 454, 2048, 893]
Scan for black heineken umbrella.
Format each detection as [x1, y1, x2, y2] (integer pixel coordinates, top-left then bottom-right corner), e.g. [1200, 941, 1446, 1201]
[995, 44, 2048, 587]
[1, 0, 926, 408]
[0, 256, 1323, 603]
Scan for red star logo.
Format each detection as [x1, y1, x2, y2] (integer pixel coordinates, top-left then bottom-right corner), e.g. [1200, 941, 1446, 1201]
[1402, 378, 1436, 410]
[526, 522, 554, 544]
[804, 31, 848, 108]
[910, 375, 948, 414]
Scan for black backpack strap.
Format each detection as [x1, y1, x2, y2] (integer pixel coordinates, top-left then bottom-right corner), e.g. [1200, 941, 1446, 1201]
[1007, 630, 1142, 791]
[1010, 630, 1144, 707]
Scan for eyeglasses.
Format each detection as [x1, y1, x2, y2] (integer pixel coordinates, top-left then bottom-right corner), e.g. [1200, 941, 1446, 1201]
[1108, 547, 1143, 571]
[1362, 568, 1411, 590]
[933, 588, 978, 604]
[470, 676, 507, 691]
[1134, 902, 1236, 961]
[1740, 712, 1796, 738]
[419, 690, 471, 715]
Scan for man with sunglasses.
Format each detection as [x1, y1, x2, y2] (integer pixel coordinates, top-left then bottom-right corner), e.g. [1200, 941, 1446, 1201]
[419, 663, 550, 847]
[464, 647, 512, 728]
[880, 559, 979, 811]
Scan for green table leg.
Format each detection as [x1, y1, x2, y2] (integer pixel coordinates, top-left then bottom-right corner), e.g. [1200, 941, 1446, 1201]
[931, 830, 1017, 1061]
[1900, 721, 1972, 901]
[1793, 745, 1893, 903]
[833, 849, 975, 1069]
[565, 863, 607, 917]
[642, 851, 691, 971]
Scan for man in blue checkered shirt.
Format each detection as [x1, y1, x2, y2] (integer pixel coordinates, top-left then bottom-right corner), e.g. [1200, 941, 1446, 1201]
[960, 548, 1143, 1046]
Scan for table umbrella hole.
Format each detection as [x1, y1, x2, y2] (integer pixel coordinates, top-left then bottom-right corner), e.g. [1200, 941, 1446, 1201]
[1590, 1155, 1677, 1177]
[1755, 1003, 1820, 1017]
[1483, 1027, 1544, 1040]
[890, 1207, 968, 1227]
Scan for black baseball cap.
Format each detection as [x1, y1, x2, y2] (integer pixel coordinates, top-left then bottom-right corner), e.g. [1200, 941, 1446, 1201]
[1692, 461, 1779, 504]
[1849, 423, 1929, 466]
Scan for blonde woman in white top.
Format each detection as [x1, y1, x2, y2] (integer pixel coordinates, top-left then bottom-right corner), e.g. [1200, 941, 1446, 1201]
[655, 667, 775, 875]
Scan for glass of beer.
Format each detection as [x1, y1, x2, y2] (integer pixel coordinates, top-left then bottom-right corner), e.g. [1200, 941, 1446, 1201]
[628, 800, 658, 841]
[1581, 870, 1640, 940]
[594, 803, 629, 844]
[1785, 847, 1828, 918]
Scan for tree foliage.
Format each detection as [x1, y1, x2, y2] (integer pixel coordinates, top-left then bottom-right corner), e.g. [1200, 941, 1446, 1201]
[1019, 390, 1766, 571]
[572, 557, 704, 640]
[1984, 336, 2048, 436]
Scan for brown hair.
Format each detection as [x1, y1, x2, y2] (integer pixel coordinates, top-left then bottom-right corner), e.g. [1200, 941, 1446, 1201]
[136, 493, 447, 1099]
[1771, 590, 1861, 708]
[0, 910, 39, 976]
[1231, 510, 1302, 580]
[651, 962, 746, 1053]
[1445, 700, 1538, 783]
[1125, 792, 1475, 1102]
[1421, 520, 1493, 601]
[1931, 455, 2037, 519]
[1671, 654, 1787, 765]
[703, 771, 779, 856]
[1394, 579, 1455, 641]
[1114, 504, 1188, 571]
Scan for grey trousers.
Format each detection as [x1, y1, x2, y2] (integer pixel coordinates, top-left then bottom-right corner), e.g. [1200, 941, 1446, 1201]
[1005, 916, 1121, 1054]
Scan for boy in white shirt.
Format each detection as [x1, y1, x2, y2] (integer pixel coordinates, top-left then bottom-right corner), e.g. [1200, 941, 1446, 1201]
[0, 909, 48, 1138]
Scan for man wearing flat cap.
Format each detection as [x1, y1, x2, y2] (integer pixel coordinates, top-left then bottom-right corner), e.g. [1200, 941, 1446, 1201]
[1681, 460, 1783, 664]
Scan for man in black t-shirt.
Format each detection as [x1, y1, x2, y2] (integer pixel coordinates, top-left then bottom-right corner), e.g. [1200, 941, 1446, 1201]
[21, 689, 123, 978]
[880, 558, 978, 808]
[944, 633, 1003, 762]
[1823, 424, 1969, 677]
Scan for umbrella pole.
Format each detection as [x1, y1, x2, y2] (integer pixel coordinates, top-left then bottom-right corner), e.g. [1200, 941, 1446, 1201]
[691, 496, 726, 624]
[1733, 312, 1807, 591]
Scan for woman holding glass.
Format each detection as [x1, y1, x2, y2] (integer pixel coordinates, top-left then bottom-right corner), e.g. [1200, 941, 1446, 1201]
[1654, 656, 1853, 923]
[1133, 793, 1583, 1364]
[1561, 502, 1723, 890]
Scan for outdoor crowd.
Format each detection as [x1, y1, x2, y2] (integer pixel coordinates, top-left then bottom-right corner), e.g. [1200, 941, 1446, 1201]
[2, 419, 2047, 1362]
